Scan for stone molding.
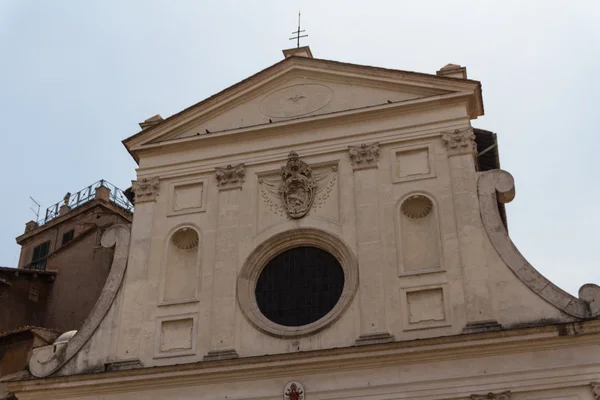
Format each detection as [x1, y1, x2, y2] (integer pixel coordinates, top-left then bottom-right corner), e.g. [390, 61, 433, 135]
[478, 170, 600, 318]
[10, 320, 600, 397]
[442, 128, 476, 156]
[471, 391, 512, 400]
[237, 228, 359, 338]
[215, 163, 245, 190]
[348, 142, 380, 170]
[29, 224, 131, 378]
[132, 177, 160, 202]
[591, 382, 600, 399]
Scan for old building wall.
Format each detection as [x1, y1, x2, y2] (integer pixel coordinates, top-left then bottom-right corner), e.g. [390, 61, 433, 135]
[0, 270, 53, 331]
[42, 229, 117, 332]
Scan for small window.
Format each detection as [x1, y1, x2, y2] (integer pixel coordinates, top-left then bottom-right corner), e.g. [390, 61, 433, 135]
[29, 241, 50, 270]
[29, 285, 39, 302]
[62, 229, 74, 245]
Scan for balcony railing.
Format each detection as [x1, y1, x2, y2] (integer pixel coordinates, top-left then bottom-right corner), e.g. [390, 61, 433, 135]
[38, 180, 133, 226]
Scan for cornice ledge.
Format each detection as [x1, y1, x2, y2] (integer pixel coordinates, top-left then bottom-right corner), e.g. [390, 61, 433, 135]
[11, 320, 600, 395]
[130, 91, 473, 153]
[478, 170, 600, 319]
[28, 225, 131, 378]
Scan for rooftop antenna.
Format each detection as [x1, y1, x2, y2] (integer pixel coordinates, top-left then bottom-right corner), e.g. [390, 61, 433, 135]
[289, 10, 307, 48]
[29, 196, 40, 221]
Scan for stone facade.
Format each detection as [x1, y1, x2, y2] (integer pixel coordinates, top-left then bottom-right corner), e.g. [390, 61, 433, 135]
[7, 47, 600, 400]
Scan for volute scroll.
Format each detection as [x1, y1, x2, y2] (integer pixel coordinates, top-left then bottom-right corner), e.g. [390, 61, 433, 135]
[478, 169, 600, 319]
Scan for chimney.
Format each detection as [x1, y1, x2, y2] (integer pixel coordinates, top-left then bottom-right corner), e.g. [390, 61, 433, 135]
[25, 220, 39, 233]
[282, 46, 313, 59]
[59, 192, 71, 216]
[95, 185, 111, 202]
[139, 114, 164, 130]
[436, 64, 468, 79]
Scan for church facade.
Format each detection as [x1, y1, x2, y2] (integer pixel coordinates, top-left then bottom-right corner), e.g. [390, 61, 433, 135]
[7, 47, 600, 400]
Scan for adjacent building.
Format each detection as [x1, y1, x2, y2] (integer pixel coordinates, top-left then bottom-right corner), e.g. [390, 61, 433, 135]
[0, 181, 133, 399]
[5, 47, 600, 400]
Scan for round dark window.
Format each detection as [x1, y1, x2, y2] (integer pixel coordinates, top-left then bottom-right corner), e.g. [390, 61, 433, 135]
[255, 246, 345, 327]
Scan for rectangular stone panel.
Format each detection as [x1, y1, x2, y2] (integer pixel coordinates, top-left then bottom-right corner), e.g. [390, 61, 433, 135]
[167, 176, 208, 216]
[155, 314, 197, 358]
[407, 288, 445, 323]
[173, 183, 203, 212]
[391, 144, 436, 183]
[398, 148, 430, 178]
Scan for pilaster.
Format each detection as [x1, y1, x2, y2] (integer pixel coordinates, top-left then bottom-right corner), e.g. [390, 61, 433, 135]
[349, 143, 394, 345]
[205, 164, 245, 360]
[444, 129, 499, 330]
[117, 177, 160, 360]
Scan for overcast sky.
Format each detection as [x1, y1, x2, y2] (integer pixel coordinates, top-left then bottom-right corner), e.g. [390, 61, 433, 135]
[1, 1, 598, 296]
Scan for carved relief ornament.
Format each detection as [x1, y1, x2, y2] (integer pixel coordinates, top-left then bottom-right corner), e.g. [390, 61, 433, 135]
[590, 382, 600, 399]
[278, 151, 316, 218]
[215, 163, 245, 190]
[259, 161, 337, 218]
[132, 177, 160, 203]
[471, 391, 512, 400]
[442, 128, 476, 156]
[284, 381, 305, 400]
[348, 142, 380, 170]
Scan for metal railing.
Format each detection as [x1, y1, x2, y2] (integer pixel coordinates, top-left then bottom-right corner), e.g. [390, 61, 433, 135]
[38, 180, 133, 226]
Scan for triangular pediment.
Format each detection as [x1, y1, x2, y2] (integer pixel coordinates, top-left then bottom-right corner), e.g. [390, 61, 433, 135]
[124, 57, 482, 158]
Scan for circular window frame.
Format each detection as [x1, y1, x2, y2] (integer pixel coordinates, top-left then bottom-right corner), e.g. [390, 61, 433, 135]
[237, 228, 359, 338]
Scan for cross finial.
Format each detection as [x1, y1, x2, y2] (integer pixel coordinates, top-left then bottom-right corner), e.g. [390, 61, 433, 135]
[289, 10, 307, 48]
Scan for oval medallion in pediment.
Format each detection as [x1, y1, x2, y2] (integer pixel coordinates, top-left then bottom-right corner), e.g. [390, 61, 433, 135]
[260, 84, 333, 118]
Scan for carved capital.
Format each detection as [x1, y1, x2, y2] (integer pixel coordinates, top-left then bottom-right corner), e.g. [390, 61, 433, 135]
[348, 142, 380, 170]
[591, 382, 600, 400]
[471, 391, 512, 400]
[215, 163, 245, 190]
[132, 177, 160, 203]
[442, 128, 476, 156]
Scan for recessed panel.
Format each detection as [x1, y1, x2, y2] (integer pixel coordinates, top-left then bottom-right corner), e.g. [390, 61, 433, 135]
[160, 318, 193, 352]
[407, 288, 445, 324]
[397, 148, 430, 178]
[154, 314, 197, 358]
[173, 183, 203, 212]
[391, 144, 436, 183]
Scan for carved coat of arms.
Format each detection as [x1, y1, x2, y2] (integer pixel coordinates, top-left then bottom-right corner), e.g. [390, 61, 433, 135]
[284, 381, 305, 400]
[278, 151, 316, 219]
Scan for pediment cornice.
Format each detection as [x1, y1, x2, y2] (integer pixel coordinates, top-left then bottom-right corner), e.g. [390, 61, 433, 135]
[123, 56, 483, 162]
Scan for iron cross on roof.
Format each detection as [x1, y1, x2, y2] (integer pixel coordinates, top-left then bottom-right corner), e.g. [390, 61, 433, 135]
[289, 11, 308, 48]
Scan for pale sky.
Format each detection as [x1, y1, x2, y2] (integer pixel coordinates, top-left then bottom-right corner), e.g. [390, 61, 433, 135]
[1, 1, 598, 296]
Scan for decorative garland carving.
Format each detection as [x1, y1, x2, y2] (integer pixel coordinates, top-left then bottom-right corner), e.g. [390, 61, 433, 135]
[442, 128, 476, 156]
[259, 160, 337, 218]
[478, 169, 600, 318]
[132, 177, 160, 203]
[348, 142, 380, 170]
[471, 391, 512, 400]
[29, 225, 131, 377]
[215, 163, 245, 190]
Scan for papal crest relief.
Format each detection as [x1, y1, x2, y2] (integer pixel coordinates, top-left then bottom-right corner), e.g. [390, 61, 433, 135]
[283, 381, 305, 400]
[259, 151, 337, 219]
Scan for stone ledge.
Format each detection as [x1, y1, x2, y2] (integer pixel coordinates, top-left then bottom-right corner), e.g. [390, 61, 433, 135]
[354, 332, 395, 346]
[462, 321, 502, 334]
[203, 349, 239, 362]
[104, 359, 143, 372]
